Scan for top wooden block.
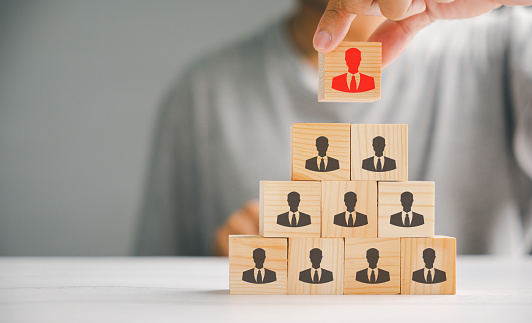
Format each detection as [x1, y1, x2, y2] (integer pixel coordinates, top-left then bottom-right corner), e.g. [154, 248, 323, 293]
[291, 123, 351, 181]
[318, 42, 381, 102]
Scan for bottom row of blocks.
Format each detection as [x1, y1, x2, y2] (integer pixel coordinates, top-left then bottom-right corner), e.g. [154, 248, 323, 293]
[229, 235, 456, 295]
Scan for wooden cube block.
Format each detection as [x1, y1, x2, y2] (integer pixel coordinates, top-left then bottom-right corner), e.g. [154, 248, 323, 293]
[288, 238, 344, 295]
[351, 124, 408, 181]
[291, 123, 351, 181]
[378, 181, 435, 237]
[401, 236, 456, 295]
[318, 42, 381, 102]
[260, 181, 321, 237]
[322, 181, 377, 238]
[229, 235, 288, 295]
[344, 238, 400, 294]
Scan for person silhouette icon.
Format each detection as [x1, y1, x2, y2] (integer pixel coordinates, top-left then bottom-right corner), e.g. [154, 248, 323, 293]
[412, 248, 447, 284]
[331, 47, 375, 93]
[389, 192, 425, 227]
[333, 191, 368, 227]
[276, 191, 311, 227]
[242, 248, 277, 284]
[361, 136, 396, 172]
[355, 248, 390, 284]
[305, 136, 340, 172]
[299, 248, 334, 284]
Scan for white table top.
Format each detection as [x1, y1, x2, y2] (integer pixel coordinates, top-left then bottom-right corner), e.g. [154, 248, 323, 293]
[1, 256, 531, 323]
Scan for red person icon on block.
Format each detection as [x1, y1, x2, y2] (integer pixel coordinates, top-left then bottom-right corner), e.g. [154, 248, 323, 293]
[332, 48, 375, 93]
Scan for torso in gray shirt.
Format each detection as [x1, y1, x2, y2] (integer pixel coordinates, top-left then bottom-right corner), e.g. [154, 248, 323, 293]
[138, 7, 532, 256]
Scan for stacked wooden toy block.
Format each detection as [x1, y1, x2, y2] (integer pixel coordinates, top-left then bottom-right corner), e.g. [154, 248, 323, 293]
[229, 42, 456, 295]
[230, 123, 456, 295]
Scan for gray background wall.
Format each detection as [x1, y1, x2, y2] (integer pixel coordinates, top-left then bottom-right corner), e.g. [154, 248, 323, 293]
[0, 0, 294, 256]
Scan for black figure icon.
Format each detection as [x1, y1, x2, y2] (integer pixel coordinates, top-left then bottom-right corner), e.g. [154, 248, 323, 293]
[276, 191, 311, 227]
[305, 136, 340, 172]
[412, 248, 447, 284]
[333, 191, 368, 227]
[355, 248, 390, 284]
[299, 248, 334, 284]
[361, 136, 396, 172]
[242, 248, 277, 284]
[389, 191, 424, 227]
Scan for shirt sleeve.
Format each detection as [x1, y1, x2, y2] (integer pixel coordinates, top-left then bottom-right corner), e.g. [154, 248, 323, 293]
[509, 8, 532, 177]
[506, 7, 532, 253]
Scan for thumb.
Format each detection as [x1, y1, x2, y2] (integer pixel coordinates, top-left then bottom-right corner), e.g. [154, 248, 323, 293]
[368, 12, 434, 68]
[313, 0, 356, 53]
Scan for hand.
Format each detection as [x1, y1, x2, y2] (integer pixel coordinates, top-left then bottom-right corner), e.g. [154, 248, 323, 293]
[313, 0, 532, 67]
[212, 200, 259, 256]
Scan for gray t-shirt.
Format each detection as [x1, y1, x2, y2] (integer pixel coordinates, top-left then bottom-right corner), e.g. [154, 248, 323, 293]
[137, 7, 532, 256]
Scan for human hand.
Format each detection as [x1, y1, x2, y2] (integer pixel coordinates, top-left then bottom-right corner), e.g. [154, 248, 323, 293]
[313, 0, 532, 67]
[213, 200, 259, 256]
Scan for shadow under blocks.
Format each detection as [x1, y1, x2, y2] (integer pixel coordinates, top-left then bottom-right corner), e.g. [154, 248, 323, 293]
[230, 118, 455, 292]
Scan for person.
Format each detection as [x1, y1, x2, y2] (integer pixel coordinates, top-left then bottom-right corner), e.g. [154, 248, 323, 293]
[355, 248, 390, 284]
[242, 248, 277, 284]
[390, 191, 425, 227]
[276, 191, 312, 227]
[412, 248, 447, 284]
[137, 0, 532, 256]
[361, 136, 396, 172]
[332, 47, 376, 93]
[299, 248, 334, 284]
[305, 136, 340, 172]
[333, 191, 368, 227]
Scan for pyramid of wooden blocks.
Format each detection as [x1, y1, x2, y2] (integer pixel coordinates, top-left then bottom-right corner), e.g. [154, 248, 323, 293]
[229, 123, 456, 295]
[229, 42, 455, 295]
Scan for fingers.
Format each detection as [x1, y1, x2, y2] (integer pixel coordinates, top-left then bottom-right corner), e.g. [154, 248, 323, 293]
[378, 0, 427, 20]
[226, 208, 258, 235]
[313, 0, 384, 52]
[313, 0, 358, 53]
[243, 200, 260, 227]
[368, 11, 434, 68]
[369, 0, 524, 69]
[213, 226, 230, 256]
[313, 0, 431, 53]
[212, 200, 260, 256]
[499, 0, 532, 4]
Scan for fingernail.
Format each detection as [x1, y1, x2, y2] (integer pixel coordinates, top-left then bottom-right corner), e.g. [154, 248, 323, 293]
[314, 30, 332, 50]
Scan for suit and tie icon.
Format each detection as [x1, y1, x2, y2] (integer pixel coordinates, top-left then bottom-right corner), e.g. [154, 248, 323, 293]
[362, 136, 396, 172]
[276, 191, 311, 227]
[241, 248, 277, 284]
[331, 47, 375, 93]
[305, 136, 340, 172]
[412, 248, 447, 284]
[355, 248, 390, 284]
[333, 191, 368, 228]
[299, 248, 334, 284]
[389, 191, 425, 227]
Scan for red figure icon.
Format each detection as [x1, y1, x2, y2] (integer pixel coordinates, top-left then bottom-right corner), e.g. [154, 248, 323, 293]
[332, 48, 375, 93]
